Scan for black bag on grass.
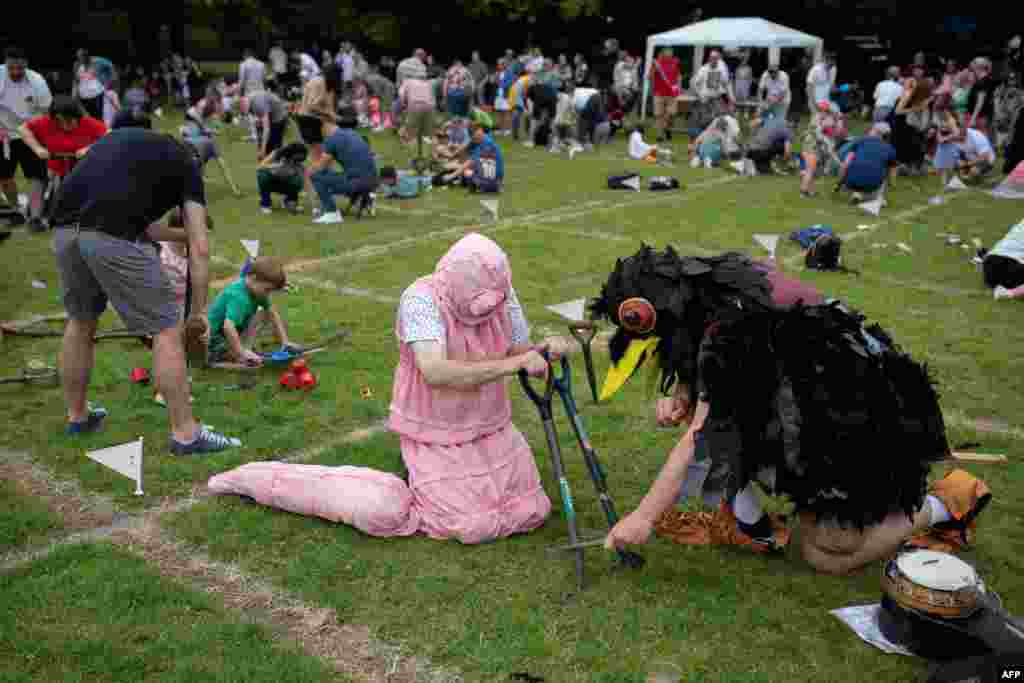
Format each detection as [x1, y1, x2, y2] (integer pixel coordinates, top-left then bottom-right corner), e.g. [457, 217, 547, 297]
[805, 234, 843, 271]
[648, 176, 680, 191]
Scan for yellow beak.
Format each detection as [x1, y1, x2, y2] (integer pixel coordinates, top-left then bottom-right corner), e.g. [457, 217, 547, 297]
[599, 337, 661, 401]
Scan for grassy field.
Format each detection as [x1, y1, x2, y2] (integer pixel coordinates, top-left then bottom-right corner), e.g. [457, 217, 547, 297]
[1, 108, 1023, 681]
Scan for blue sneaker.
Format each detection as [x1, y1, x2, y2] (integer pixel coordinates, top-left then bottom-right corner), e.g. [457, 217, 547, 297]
[66, 406, 108, 434]
[169, 426, 238, 456]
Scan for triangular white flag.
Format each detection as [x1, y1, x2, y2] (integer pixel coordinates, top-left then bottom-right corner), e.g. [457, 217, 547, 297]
[546, 298, 588, 322]
[623, 175, 641, 192]
[480, 200, 499, 221]
[753, 234, 779, 260]
[859, 198, 883, 216]
[241, 240, 260, 258]
[86, 438, 144, 496]
[731, 161, 746, 175]
[947, 176, 968, 191]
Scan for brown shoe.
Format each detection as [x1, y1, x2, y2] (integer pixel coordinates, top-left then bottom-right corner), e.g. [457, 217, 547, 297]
[908, 469, 992, 551]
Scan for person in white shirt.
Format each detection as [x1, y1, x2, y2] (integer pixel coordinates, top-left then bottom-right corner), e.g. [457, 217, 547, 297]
[734, 54, 753, 101]
[692, 50, 734, 119]
[982, 219, 1024, 298]
[239, 49, 266, 96]
[295, 52, 321, 84]
[628, 126, 664, 161]
[806, 53, 837, 113]
[758, 61, 791, 121]
[959, 128, 996, 179]
[873, 66, 903, 123]
[0, 47, 52, 230]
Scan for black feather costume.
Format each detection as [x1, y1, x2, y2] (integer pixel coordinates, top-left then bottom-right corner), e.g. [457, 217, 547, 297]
[591, 245, 949, 527]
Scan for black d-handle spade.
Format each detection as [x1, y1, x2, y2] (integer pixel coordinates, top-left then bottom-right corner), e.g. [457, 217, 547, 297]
[518, 353, 586, 593]
[568, 321, 600, 403]
[548, 355, 644, 571]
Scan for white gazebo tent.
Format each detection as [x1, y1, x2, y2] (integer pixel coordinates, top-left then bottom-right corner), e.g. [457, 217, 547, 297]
[641, 17, 824, 119]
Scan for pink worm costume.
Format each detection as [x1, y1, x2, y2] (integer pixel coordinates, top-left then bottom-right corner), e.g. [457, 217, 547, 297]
[208, 234, 552, 543]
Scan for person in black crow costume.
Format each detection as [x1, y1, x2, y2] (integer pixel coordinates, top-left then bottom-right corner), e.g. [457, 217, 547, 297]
[593, 246, 991, 574]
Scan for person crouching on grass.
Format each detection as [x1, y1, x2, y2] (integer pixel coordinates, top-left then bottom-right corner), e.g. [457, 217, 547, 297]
[257, 142, 307, 215]
[460, 123, 504, 193]
[206, 257, 296, 367]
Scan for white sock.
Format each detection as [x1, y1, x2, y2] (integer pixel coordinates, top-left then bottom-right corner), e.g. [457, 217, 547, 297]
[926, 494, 952, 525]
[732, 483, 765, 525]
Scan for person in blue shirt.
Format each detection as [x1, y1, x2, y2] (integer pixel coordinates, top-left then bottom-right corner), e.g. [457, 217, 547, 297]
[310, 108, 379, 224]
[834, 123, 897, 202]
[461, 123, 504, 192]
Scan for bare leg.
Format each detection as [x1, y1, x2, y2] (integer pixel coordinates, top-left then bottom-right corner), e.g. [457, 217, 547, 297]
[800, 153, 818, 194]
[61, 319, 99, 423]
[304, 144, 323, 211]
[152, 324, 198, 442]
[27, 179, 45, 219]
[216, 158, 241, 196]
[799, 508, 931, 575]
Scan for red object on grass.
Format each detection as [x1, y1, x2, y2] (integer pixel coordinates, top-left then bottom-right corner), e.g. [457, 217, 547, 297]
[130, 367, 151, 385]
[280, 359, 316, 390]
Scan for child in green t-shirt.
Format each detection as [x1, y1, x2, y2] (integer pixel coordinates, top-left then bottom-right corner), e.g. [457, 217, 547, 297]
[207, 257, 294, 366]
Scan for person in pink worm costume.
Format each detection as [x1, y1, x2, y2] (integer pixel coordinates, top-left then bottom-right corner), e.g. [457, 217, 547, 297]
[209, 234, 570, 543]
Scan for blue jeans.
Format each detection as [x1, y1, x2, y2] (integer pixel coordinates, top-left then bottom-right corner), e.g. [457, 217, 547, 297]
[311, 170, 379, 213]
[446, 90, 469, 117]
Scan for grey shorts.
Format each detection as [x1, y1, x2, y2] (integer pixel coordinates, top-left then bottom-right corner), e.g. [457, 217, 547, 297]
[54, 229, 180, 335]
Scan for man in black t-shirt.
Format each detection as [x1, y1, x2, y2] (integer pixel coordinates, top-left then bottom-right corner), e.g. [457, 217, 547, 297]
[51, 128, 237, 455]
[525, 81, 557, 147]
[967, 57, 998, 138]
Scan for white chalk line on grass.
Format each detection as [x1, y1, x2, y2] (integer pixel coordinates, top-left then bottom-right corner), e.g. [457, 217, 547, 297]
[276, 174, 742, 274]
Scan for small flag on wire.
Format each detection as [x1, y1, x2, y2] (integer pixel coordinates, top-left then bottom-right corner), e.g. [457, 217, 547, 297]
[753, 234, 780, 260]
[546, 298, 588, 322]
[859, 197, 883, 216]
[480, 200, 499, 221]
[86, 437, 144, 496]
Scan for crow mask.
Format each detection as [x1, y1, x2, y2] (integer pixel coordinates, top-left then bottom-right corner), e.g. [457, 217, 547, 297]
[589, 245, 776, 402]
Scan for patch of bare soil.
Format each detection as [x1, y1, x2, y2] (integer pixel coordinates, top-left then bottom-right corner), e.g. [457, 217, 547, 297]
[0, 450, 115, 530]
[110, 520, 458, 682]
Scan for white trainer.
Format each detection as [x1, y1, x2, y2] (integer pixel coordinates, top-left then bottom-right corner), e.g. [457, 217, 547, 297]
[314, 211, 343, 225]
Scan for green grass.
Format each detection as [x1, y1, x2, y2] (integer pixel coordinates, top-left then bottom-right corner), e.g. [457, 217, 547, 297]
[2, 109, 1024, 680]
[0, 542, 340, 682]
[0, 477, 63, 552]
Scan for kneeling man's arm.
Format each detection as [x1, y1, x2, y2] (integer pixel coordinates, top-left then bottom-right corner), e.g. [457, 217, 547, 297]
[412, 340, 540, 388]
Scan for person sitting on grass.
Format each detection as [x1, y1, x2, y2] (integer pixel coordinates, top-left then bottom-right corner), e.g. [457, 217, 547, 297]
[957, 127, 997, 182]
[628, 125, 668, 162]
[257, 142, 307, 215]
[833, 122, 896, 203]
[309, 108, 379, 225]
[208, 234, 575, 544]
[743, 114, 793, 175]
[432, 117, 470, 164]
[982, 219, 1024, 299]
[378, 165, 422, 199]
[460, 122, 504, 192]
[688, 114, 741, 168]
[180, 100, 242, 197]
[206, 256, 296, 367]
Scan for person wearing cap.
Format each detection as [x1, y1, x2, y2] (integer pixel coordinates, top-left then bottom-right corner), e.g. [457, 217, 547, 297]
[310, 108, 379, 225]
[757, 60, 791, 121]
[834, 122, 896, 203]
[0, 47, 53, 231]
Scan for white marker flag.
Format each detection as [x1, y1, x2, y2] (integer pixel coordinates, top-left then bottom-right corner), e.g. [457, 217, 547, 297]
[859, 198, 883, 216]
[946, 176, 967, 191]
[480, 200, 499, 221]
[241, 240, 260, 258]
[546, 298, 588, 322]
[622, 175, 641, 192]
[753, 234, 779, 260]
[87, 438, 144, 496]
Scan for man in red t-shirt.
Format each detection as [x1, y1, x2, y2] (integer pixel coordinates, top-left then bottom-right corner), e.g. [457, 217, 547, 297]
[648, 47, 682, 141]
[20, 96, 107, 179]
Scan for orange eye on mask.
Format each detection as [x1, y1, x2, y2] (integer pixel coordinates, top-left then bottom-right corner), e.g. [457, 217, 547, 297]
[618, 297, 656, 334]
